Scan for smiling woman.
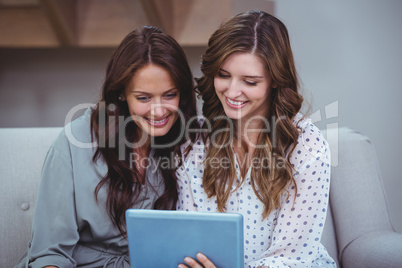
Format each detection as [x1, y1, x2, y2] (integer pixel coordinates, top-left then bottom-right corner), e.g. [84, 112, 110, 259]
[176, 10, 336, 268]
[14, 26, 198, 268]
[122, 63, 180, 138]
[214, 52, 276, 124]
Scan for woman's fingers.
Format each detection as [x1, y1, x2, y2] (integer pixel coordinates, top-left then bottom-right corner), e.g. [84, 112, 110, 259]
[178, 256, 202, 268]
[196, 253, 216, 268]
[178, 253, 216, 268]
[178, 263, 189, 268]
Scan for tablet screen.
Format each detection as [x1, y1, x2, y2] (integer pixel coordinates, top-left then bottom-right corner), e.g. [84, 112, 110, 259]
[126, 209, 244, 268]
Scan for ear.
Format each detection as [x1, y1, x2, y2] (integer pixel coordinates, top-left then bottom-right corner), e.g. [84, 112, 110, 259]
[119, 94, 126, 101]
[272, 83, 278, 89]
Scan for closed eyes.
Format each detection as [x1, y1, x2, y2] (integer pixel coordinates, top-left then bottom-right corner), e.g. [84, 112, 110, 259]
[135, 92, 178, 102]
[217, 71, 258, 86]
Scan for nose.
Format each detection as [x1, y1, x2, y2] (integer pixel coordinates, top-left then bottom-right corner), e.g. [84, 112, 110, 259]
[226, 79, 242, 98]
[151, 101, 167, 118]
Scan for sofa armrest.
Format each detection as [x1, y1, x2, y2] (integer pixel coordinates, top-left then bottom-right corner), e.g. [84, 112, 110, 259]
[341, 230, 402, 268]
[325, 128, 399, 265]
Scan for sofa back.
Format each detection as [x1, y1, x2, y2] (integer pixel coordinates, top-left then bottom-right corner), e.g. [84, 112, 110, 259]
[0, 127, 62, 268]
[0, 127, 340, 267]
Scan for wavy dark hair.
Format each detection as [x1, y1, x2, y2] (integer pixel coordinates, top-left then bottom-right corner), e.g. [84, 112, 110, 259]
[196, 11, 304, 218]
[90, 26, 197, 235]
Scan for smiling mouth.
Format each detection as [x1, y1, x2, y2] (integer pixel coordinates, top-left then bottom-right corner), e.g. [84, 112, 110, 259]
[145, 115, 170, 127]
[225, 97, 248, 108]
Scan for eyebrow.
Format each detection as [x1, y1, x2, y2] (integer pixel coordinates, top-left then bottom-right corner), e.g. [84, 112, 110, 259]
[219, 68, 264, 79]
[131, 87, 178, 94]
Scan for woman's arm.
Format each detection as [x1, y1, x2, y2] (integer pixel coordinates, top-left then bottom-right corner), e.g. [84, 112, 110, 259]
[28, 132, 80, 268]
[246, 125, 335, 268]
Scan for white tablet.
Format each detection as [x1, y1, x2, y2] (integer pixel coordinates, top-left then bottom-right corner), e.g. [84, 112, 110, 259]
[126, 209, 244, 268]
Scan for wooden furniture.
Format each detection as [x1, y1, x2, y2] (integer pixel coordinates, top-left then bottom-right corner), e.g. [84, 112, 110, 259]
[0, 0, 275, 47]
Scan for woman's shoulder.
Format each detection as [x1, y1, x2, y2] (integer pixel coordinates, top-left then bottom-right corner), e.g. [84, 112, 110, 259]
[180, 136, 205, 156]
[292, 113, 330, 160]
[52, 107, 95, 153]
[177, 135, 206, 174]
[180, 117, 206, 154]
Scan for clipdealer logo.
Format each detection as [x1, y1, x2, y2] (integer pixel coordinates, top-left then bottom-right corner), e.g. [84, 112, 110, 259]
[63, 101, 339, 167]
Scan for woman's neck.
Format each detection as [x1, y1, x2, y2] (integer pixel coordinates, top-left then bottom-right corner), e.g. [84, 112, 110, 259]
[233, 118, 265, 151]
[232, 119, 266, 178]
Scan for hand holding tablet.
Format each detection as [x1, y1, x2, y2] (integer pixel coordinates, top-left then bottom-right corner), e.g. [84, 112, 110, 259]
[178, 252, 216, 268]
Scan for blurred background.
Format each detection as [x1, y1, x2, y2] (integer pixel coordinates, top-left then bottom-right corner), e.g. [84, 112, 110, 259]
[1, 0, 401, 232]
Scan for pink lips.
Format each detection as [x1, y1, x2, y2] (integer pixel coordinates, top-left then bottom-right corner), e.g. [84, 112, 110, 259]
[225, 97, 248, 109]
[145, 115, 170, 127]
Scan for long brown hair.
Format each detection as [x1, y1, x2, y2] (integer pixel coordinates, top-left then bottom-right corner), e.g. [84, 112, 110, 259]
[90, 26, 197, 235]
[197, 11, 303, 218]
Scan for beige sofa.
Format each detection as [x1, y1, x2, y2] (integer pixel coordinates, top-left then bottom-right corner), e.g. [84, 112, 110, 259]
[1, 127, 402, 267]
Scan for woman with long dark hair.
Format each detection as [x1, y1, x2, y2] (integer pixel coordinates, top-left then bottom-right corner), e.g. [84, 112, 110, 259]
[177, 11, 336, 268]
[16, 26, 197, 267]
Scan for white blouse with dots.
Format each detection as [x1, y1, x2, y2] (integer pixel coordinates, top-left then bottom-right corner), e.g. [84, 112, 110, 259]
[176, 115, 336, 268]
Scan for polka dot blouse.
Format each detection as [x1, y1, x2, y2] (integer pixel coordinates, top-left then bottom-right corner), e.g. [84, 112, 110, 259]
[176, 115, 336, 268]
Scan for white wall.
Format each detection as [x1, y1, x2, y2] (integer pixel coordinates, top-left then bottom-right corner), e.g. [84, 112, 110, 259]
[0, 1, 401, 231]
[273, 0, 402, 232]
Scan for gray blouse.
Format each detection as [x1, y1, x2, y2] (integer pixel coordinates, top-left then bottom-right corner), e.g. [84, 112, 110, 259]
[15, 108, 165, 268]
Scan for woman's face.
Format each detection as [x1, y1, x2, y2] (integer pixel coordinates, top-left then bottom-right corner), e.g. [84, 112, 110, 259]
[214, 52, 276, 124]
[123, 63, 180, 138]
